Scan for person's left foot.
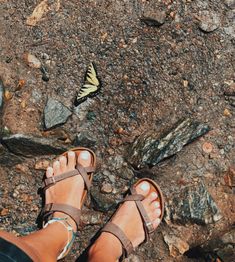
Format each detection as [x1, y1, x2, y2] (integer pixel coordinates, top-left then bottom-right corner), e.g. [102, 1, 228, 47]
[45, 150, 92, 231]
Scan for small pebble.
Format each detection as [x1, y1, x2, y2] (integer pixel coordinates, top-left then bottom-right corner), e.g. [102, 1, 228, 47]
[0, 208, 9, 216]
[220, 149, 225, 155]
[202, 142, 213, 154]
[15, 164, 29, 174]
[4, 90, 13, 100]
[17, 79, 26, 90]
[101, 183, 113, 194]
[198, 11, 220, 33]
[224, 108, 231, 117]
[41, 53, 50, 60]
[20, 100, 26, 108]
[183, 80, 189, 88]
[23, 53, 41, 68]
[34, 160, 50, 170]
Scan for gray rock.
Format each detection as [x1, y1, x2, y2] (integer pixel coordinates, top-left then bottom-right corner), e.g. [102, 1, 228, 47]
[81, 210, 104, 225]
[31, 90, 43, 104]
[73, 132, 97, 149]
[124, 254, 143, 262]
[141, 10, 166, 26]
[165, 182, 222, 225]
[108, 155, 125, 171]
[40, 66, 49, 82]
[216, 229, 235, 261]
[43, 98, 72, 130]
[225, 0, 235, 9]
[128, 118, 210, 169]
[0, 144, 24, 166]
[198, 11, 221, 32]
[91, 187, 117, 212]
[225, 95, 235, 107]
[0, 79, 4, 110]
[1, 134, 68, 157]
[224, 26, 235, 38]
[117, 166, 135, 180]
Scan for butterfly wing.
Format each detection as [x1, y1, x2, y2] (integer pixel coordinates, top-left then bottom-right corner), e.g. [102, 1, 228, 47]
[75, 63, 101, 106]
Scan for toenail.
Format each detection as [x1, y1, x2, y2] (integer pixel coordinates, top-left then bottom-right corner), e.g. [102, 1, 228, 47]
[151, 192, 158, 198]
[68, 151, 75, 157]
[140, 182, 150, 191]
[155, 209, 161, 215]
[155, 218, 161, 224]
[80, 151, 90, 160]
[154, 202, 160, 208]
[54, 160, 60, 166]
[60, 156, 65, 161]
[47, 167, 53, 175]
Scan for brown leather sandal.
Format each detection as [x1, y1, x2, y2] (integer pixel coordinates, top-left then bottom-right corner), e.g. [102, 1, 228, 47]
[40, 147, 96, 259]
[101, 178, 164, 259]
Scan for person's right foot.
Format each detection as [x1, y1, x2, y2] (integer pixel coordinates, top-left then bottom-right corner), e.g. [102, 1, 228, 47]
[110, 181, 161, 248]
[89, 181, 162, 261]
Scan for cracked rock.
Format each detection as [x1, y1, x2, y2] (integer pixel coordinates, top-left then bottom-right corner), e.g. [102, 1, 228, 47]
[128, 118, 210, 169]
[43, 98, 72, 130]
[165, 182, 222, 225]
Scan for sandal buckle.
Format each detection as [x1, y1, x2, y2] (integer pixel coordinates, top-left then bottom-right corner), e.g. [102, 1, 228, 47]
[51, 177, 56, 184]
[145, 221, 154, 232]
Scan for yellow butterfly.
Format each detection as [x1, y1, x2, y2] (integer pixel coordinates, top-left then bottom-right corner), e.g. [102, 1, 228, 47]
[75, 63, 101, 106]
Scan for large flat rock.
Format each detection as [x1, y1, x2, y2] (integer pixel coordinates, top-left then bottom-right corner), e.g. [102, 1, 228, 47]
[1, 134, 68, 157]
[128, 118, 210, 169]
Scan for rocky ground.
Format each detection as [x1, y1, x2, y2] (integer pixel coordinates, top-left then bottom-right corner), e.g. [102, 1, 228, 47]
[0, 0, 234, 261]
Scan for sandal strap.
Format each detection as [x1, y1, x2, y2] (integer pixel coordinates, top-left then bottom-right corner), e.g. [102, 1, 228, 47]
[42, 203, 81, 230]
[129, 188, 155, 237]
[43, 170, 79, 190]
[43, 165, 95, 191]
[76, 164, 95, 190]
[122, 194, 144, 202]
[101, 222, 133, 258]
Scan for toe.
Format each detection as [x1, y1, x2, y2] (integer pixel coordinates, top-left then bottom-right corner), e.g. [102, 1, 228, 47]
[68, 151, 76, 169]
[135, 181, 150, 197]
[53, 160, 60, 176]
[154, 208, 161, 218]
[150, 201, 160, 211]
[152, 218, 161, 229]
[77, 150, 92, 167]
[59, 156, 67, 173]
[144, 191, 158, 205]
[46, 167, 53, 178]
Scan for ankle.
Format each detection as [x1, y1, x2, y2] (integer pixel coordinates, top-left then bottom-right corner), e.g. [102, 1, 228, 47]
[89, 232, 123, 261]
[53, 212, 77, 232]
[43, 218, 76, 259]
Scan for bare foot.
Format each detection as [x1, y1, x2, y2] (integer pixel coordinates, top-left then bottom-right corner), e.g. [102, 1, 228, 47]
[89, 181, 162, 261]
[45, 150, 92, 231]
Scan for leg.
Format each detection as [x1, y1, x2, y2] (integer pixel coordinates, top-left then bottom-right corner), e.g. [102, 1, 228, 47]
[0, 150, 92, 262]
[88, 181, 162, 262]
